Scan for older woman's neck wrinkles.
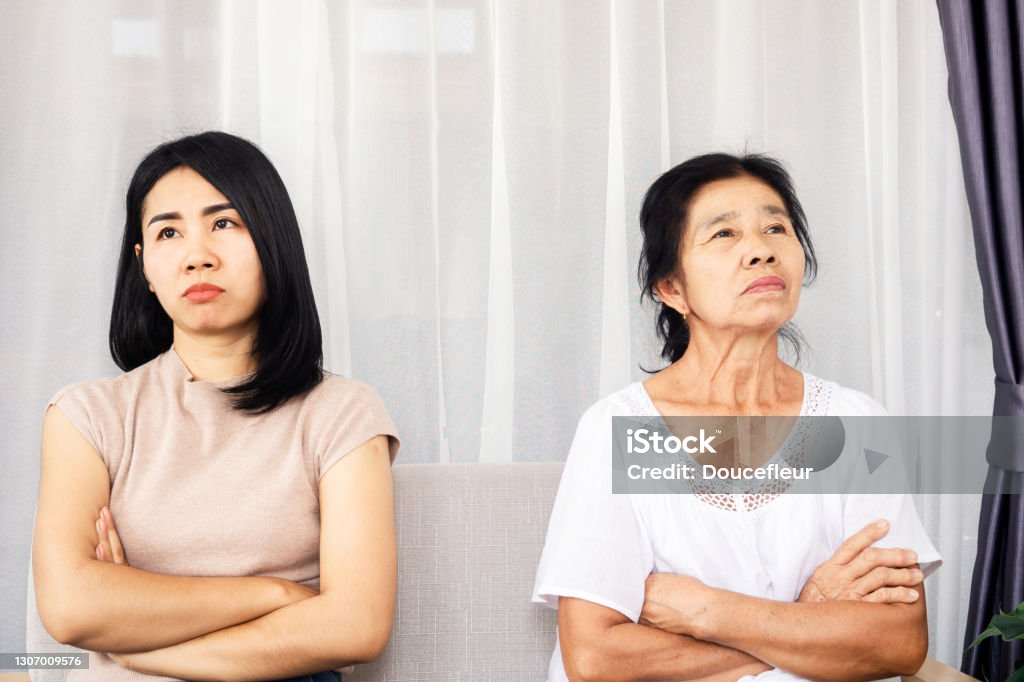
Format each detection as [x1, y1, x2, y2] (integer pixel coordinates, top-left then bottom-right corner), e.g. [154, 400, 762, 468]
[671, 329, 794, 414]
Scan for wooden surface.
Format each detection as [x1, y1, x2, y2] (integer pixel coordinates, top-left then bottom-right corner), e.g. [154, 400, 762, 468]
[904, 656, 980, 682]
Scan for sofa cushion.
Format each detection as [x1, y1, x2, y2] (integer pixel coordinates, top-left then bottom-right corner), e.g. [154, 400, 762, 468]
[26, 462, 564, 681]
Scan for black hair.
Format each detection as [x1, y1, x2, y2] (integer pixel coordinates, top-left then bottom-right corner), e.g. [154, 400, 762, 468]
[109, 131, 323, 413]
[638, 152, 818, 366]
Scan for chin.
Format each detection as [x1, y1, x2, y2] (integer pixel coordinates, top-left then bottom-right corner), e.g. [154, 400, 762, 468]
[740, 308, 791, 324]
[750, 305, 796, 327]
[178, 316, 251, 336]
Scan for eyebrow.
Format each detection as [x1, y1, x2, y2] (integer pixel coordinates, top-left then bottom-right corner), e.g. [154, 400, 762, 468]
[146, 202, 237, 227]
[695, 205, 791, 234]
[762, 204, 789, 219]
[697, 211, 740, 233]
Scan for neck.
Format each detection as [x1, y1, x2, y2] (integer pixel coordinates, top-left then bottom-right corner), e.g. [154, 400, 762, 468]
[670, 327, 793, 409]
[172, 329, 258, 382]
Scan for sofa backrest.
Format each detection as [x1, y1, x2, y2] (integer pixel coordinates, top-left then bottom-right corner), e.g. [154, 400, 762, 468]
[27, 462, 564, 681]
[350, 462, 562, 680]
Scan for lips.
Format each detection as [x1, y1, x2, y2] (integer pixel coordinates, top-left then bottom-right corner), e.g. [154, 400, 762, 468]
[743, 275, 785, 294]
[183, 283, 225, 302]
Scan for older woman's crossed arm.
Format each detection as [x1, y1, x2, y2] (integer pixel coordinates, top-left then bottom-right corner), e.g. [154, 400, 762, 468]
[560, 597, 773, 682]
[640, 574, 926, 682]
[559, 521, 926, 682]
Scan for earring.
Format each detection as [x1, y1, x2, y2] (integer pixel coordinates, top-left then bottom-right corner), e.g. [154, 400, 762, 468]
[682, 312, 688, 322]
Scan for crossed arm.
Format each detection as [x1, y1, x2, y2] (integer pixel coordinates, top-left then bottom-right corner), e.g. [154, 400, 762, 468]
[32, 405, 396, 681]
[559, 523, 929, 682]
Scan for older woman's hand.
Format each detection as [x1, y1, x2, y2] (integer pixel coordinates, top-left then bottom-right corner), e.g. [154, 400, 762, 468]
[94, 506, 128, 566]
[798, 519, 923, 604]
[639, 572, 715, 638]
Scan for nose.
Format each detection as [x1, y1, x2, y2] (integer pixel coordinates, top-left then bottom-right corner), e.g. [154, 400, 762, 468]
[744, 232, 778, 268]
[183, 232, 220, 272]
[746, 252, 777, 267]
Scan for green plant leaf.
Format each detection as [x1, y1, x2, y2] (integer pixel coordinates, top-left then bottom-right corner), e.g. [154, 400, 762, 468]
[1005, 663, 1024, 682]
[970, 625, 1004, 649]
[970, 602, 1024, 649]
[990, 612, 1024, 641]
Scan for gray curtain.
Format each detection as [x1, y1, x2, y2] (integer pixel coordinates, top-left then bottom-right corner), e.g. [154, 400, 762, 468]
[935, 1, 1024, 680]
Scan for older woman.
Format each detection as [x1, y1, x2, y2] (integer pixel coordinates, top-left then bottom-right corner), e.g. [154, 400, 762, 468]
[532, 153, 941, 682]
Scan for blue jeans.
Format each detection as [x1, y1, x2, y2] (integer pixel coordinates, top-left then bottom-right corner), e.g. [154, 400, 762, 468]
[272, 672, 342, 682]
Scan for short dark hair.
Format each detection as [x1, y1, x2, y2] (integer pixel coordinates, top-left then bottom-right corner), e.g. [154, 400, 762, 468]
[109, 131, 323, 413]
[638, 152, 818, 366]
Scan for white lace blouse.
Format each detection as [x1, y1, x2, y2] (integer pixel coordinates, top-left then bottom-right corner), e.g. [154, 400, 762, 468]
[532, 373, 942, 682]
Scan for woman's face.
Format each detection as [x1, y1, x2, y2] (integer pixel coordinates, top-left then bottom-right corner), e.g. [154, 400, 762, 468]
[665, 175, 806, 335]
[135, 166, 267, 341]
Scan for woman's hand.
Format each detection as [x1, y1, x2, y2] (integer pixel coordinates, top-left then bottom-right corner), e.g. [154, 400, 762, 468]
[640, 572, 714, 638]
[96, 502, 317, 673]
[798, 519, 922, 604]
[94, 506, 127, 566]
[94, 505, 141, 670]
[92, 508, 322, 608]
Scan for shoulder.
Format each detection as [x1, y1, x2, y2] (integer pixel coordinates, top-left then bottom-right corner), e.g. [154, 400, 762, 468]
[560, 384, 651, 463]
[806, 373, 889, 416]
[300, 373, 399, 460]
[294, 373, 394, 434]
[596, 382, 655, 419]
[45, 355, 165, 459]
[47, 355, 162, 414]
[570, 384, 646, 434]
[302, 372, 390, 413]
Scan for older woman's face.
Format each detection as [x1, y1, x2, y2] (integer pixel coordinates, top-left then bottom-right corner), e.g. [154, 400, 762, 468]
[673, 175, 805, 333]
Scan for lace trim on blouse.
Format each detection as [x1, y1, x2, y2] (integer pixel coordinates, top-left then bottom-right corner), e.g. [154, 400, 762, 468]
[620, 374, 834, 512]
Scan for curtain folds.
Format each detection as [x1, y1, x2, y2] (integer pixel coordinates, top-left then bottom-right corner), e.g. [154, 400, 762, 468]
[0, 0, 988, 664]
[935, 1, 1024, 678]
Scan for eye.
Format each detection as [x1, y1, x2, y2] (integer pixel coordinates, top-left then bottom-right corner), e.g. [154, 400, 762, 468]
[213, 218, 236, 229]
[156, 227, 180, 240]
[712, 229, 734, 238]
[766, 224, 787, 234]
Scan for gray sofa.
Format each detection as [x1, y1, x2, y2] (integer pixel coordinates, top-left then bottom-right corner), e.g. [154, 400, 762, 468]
[23, 463, 561, 681]
[17, 463, 973, 682]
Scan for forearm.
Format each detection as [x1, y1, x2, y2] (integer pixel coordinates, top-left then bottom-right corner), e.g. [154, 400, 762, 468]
[37, 559, 304, 652]
[565, 620, 768, 682]
[691, 661, 776, 682]
[119, 592, 385, 681]
[697, 590, 927, 681]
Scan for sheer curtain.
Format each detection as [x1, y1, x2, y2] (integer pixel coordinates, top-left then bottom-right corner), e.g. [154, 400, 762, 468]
[1, 0, 988, 666]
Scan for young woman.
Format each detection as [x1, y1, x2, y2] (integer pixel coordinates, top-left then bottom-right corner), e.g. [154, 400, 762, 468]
[533, 153, 942, 682]
[33, 131, 399, 681]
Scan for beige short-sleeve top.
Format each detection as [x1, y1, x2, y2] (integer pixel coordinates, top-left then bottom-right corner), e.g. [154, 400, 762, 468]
[46, 347, 399, 681]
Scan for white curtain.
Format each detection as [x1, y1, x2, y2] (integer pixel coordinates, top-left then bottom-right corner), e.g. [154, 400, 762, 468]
[1, 0, 988, 668]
